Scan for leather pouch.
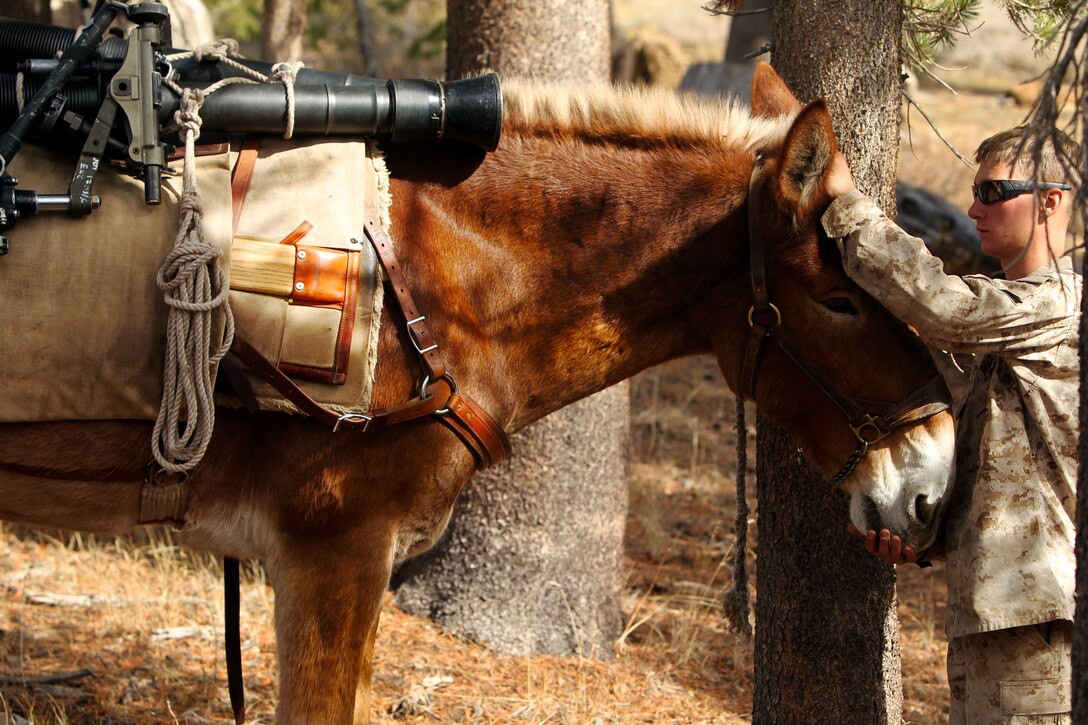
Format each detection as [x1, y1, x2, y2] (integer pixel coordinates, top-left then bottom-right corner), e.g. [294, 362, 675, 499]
[230, 233, 361, 384]
[226, 138, 384, 410]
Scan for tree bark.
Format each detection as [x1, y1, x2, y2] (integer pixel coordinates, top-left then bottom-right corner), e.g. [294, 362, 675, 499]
[392, 0, 626, 658]
[352, 0, 380, 77]
[261, 0, 307, 62]
[752, 2, 905, 723]
[445, 0, 611, 82]
[1074, 104, 1088, 723]
[393, 389, 629, 655]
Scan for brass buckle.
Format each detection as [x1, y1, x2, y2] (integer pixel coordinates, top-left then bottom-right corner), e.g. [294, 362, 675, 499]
[851, 414, 889, 445]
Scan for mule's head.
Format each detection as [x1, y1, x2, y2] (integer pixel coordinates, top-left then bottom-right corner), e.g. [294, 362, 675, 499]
[723, 64, 955, 549]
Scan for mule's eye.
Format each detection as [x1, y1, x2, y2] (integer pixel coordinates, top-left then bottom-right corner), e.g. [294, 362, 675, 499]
[821, 297, 859, 315]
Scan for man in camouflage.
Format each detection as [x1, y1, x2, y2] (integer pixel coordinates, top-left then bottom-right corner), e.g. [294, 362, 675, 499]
[822, 125, 1080, 724]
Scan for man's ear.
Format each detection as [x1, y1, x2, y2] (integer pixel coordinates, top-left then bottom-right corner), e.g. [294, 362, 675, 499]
[751, 62, 802, 118]
[1042, 188, 1064, 220]
[776, 99, 838, 209]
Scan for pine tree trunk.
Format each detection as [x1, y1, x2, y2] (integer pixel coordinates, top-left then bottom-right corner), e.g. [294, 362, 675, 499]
[752, 2, 905, 723]
[352, 0, 380, 77]
[7, 0, 50, 23]
[391, 0, 627, 657]
[261, 0, 306, 62]
[445, 0, 611, 82]
[1073, 170, 1088, 725]
[392, 389, 629, 655]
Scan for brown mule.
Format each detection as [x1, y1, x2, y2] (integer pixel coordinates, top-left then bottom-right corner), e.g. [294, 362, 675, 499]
[0, 64, 954, 723]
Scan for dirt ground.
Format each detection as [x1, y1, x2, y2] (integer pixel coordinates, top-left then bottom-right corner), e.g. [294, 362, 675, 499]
[0, 3, 1072, 724]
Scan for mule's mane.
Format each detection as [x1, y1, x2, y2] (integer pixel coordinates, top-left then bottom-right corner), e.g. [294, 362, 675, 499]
[500, 77, 793, 151]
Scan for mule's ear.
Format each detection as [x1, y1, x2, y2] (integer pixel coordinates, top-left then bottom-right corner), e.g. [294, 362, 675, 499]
[751, 62, 801, 118]
[776, 99, 838, 208]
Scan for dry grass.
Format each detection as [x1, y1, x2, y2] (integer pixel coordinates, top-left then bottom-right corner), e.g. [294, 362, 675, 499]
[0, 355, 949, 724]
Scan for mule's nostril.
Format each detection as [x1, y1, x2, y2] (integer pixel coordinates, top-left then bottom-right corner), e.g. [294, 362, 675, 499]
[914, 494, 939, 528]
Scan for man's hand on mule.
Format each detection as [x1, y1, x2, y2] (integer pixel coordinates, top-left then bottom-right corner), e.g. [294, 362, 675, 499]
[847, 523, 923, 566]
[824, 151, 858, 199]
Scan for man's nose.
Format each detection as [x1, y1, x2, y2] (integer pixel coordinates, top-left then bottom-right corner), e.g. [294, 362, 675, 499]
[967, 198, 985, 220]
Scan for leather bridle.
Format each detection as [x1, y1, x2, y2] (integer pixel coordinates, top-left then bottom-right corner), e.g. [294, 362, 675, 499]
[739, 157, 952, 484]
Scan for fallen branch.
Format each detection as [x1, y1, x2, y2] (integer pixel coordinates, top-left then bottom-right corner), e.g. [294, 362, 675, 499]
[0, 668, 94, 686]
[21, 592, 123, 607]
[13, 590, 208, 608]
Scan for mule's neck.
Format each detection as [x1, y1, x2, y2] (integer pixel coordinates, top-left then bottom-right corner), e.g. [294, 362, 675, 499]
[387, 135, 752, 431]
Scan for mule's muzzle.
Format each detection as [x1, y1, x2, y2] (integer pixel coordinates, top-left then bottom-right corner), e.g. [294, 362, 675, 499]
[909, 491, 949, 550]
[859, 489, 947, 551]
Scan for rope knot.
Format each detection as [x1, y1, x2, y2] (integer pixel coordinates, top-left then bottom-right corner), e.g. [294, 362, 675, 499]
[192, 38, 241, 63]
[271, 60, 304, 83]
[174, 87, 206, 141]
[152, 77, 234, 474]
[270, 61, 304, 139]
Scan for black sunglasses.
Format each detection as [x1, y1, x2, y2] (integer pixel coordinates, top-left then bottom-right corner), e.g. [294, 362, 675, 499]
[972, 179, 1072, 205]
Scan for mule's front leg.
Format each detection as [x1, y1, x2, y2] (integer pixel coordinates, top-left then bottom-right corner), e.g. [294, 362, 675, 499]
[268, 534, 393, 724]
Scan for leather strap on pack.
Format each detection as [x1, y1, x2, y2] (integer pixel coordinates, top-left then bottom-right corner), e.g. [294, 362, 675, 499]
[231, 139, 261, 234]
[439, 394, 512, 469]
[230, 336, 453, 432]
[226, 216, 511, 469]
[232, 333, 510, 468]
[362, 216, 446, 382]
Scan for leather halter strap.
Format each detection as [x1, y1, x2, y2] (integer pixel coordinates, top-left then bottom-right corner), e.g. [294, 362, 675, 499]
[740, 158, 952, 483]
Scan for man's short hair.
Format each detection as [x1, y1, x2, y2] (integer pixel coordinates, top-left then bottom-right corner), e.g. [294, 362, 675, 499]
[975, 125, 1082, 197]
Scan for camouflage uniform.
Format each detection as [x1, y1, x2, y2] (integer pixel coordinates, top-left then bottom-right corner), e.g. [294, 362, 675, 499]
[822, 191, 1079, 724]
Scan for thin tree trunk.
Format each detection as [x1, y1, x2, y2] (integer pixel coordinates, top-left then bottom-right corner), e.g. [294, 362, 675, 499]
[7, 0, 50, 23]
[393, 389, 629, 656]
[392, 0, 626, 658]
[261, 0, 306, 62]
[352, 0, 380, 77]
[752, 2, 905, 723]
[445, 0, 611, 82]
[1072, 63, 1088, 723]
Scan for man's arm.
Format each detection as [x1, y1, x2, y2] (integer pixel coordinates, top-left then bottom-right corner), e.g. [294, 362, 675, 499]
[821, 154, 1075, 356]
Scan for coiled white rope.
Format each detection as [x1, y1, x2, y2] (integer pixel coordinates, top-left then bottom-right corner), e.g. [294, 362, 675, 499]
[151, 86, 234, 474]
[151, 40, 302, 473]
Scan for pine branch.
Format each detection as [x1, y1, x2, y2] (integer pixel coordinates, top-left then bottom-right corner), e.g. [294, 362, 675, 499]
[702, 1, 773, 16]
[901, 89, 976, 167]
[1020, 0, 1088, 183]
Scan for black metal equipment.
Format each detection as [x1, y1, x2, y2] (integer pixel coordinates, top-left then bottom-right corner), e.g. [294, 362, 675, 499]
[0, 4, 503, 255]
